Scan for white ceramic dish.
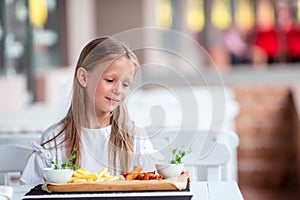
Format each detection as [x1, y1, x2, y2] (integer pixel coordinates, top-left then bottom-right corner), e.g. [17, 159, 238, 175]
[43, 168, 73, 183]
[155, 163, 184, 179]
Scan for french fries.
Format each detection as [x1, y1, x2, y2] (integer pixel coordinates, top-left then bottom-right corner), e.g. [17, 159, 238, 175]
[68, 166, 162, 183]
[68, 167, 121, 183]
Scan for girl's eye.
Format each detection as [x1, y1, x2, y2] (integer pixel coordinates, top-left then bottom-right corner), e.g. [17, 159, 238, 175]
[105, 79, 113, 83]
[123, 82, 130, 87]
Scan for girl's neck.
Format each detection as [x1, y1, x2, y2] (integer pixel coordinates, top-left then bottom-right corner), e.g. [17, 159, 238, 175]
[84, 109, 111, 129]
[97, 114, 111, 128]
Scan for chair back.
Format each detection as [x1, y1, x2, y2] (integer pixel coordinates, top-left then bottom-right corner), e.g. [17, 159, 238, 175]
[183, 139, 231, 181]
[0, 144, 32, 185]
[0, 133, 40, 146]
[149, 129, 236, 181]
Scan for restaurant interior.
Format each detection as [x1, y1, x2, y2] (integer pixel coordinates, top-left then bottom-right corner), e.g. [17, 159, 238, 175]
[1, 0, 300, 199]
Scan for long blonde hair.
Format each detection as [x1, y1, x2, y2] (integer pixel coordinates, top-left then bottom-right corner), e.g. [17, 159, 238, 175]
[42, 37, 139, 172]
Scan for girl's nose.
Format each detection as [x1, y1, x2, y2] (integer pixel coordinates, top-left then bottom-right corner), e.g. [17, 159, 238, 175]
[112, 82, 121, 94]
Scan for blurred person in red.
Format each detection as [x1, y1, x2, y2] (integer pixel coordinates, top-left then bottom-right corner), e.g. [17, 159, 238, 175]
[252, 0, 278, 64]
[253, 0, 300, 64]
[276, 0, 300, 63]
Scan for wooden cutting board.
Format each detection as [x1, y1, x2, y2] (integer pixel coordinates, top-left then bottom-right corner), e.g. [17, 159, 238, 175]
[43, 178, 188, 193]
[46, 180, 177, 192]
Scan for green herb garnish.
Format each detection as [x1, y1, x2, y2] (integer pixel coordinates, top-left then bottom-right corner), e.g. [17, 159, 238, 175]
[51, 148, 80, 170]
[165, 137, 191, 164]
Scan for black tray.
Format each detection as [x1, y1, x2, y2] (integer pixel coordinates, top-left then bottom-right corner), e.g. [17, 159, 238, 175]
[22, 182, 193, 200]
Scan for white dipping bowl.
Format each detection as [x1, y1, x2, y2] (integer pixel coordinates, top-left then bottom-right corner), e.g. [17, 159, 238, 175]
[43, 168, 73, 183]
[155, 163, 184, 179]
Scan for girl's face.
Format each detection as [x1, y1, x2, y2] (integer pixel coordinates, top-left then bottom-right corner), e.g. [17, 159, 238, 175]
[87, 56, 135, 117]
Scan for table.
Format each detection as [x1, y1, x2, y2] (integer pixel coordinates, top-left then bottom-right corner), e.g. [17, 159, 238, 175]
[12, 181, 244, 200]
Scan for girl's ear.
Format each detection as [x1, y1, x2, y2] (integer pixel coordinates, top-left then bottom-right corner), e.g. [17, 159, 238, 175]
[77, 67, 88, 87]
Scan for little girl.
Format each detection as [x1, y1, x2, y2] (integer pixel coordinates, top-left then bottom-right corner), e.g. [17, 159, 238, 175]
[21, 37, 156, 185]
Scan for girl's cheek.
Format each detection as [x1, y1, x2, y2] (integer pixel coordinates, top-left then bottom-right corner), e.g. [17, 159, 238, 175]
[123, 88, 130, 96]
[97, 81, 111, 92]
[120, 90, 129, 101]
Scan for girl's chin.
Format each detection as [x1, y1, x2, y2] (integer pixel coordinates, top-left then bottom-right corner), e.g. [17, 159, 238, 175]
[96, 103, 119, 114]
[104, 105, 117, 113]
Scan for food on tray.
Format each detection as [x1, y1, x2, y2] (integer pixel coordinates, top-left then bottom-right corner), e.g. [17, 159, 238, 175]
[122, 166, 163, 180]
[42, 167, 190, 193]
[68, 167, 120, 183]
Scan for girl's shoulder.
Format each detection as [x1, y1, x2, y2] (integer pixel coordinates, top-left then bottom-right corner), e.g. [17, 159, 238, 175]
[128, 121, 143, 134]
[128, 122, 155, 154]
[40, 122, 65, 143]
[128, 121, 149, 139]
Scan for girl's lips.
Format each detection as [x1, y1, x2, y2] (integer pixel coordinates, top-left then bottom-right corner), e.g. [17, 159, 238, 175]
[105, 97, 120, 104]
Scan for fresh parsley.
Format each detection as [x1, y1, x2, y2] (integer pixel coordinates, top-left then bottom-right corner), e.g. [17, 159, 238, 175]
[51, 148, 80, 170]
[165, 137, 191, 164]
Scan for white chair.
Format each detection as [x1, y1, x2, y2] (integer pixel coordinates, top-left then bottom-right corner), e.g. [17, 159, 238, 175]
[149, 129, 237, 181]
[0, 133, 41, 146]
[218, 131, 239, 181]
[0, 144, 32, 185]
[183, 140, 231, 181]
[150, 130, 231, 181]
[198, 130, 239, 181]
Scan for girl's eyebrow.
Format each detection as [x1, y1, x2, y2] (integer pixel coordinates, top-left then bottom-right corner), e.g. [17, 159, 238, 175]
[102, 72, 116, 77]
[123, 78, 132, 83]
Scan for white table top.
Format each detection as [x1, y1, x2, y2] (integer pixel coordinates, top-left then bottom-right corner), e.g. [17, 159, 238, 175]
[12, 181, 244, 200]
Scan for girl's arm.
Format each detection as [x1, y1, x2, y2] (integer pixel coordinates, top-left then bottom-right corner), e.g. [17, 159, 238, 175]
[20, 141, 53, 185]
[20, 123, 65, 185]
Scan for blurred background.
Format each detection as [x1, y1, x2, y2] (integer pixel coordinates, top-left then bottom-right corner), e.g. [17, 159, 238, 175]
[1, 0, 300, 199]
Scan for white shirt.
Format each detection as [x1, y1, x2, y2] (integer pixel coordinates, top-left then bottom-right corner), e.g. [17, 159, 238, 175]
[21, 122, 156, 185]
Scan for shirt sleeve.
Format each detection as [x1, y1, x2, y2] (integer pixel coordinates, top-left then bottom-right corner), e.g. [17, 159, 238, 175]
[20, 141, 53, 185]
[20, 123, 63, 185]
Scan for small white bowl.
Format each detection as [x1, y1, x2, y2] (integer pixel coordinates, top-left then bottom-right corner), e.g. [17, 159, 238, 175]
[155, 163, 184, 179]
[43, 168, 73, 183]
